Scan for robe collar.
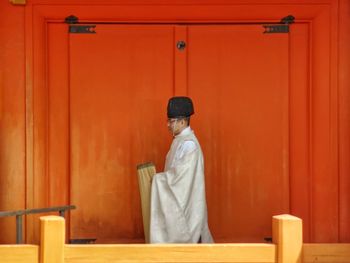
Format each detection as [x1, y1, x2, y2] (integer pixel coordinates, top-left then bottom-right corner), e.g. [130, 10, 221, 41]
[175, 126, 192, 138]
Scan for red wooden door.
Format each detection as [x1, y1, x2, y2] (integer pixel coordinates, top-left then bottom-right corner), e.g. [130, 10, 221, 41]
[187, 25, 289, 242]
[46, 23, 291, 243]
[68, 25, 173, 242]
[17, 1, 346, 245]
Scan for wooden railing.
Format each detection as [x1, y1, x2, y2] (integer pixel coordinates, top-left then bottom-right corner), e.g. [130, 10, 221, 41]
[303, 243, 350, 263]
[0, 205, 76, 244]
[0, 214, 349, 263]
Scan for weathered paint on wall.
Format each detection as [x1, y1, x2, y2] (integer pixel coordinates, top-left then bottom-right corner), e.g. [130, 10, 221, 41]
[0, 2, 26, 244]
[0, 0, 349, 244]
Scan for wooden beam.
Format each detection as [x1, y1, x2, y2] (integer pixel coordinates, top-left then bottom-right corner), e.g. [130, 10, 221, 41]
[0, 245, 38, 263]
[273, 214, 303, 263]
[303, 244, 350, 263]
[40, 216, 65, 263]
[64, 244, 275, 263]
[9, 0, 26, 5]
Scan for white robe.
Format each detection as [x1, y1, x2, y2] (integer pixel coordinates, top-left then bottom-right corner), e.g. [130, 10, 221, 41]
[150, 127, 214, 243]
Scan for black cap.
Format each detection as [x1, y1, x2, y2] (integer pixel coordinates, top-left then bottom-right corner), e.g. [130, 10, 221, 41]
[167, 96, 194, 118]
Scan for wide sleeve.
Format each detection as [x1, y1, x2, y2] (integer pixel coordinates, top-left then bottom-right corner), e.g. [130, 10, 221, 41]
[150, 148, 206, 243]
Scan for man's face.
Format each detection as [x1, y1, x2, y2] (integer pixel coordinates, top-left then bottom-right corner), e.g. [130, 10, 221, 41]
[167, 118, 186, 136]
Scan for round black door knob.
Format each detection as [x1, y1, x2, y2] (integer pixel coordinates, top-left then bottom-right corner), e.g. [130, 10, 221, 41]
[176, 40, 186, 51]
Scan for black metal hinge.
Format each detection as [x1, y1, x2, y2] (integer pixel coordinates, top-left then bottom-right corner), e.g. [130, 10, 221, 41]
[65, 15, 96, 34]
[263, 15, 295, 34]
[63, 14, 294, 34]
[69, 25, 96, 34]
[65, 15, 79, 24]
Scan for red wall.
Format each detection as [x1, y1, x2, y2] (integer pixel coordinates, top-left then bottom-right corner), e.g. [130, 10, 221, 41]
[339, 0, 350, 242]
[0, 0, 349, 244]
[0, 2, 26, 244]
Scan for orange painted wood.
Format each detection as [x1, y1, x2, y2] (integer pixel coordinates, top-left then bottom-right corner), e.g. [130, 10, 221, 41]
[24, 2, 35, 244]
[30, 10, 52, 243]
[338, 0, 350, 243]
[188, 25, 289, 242]
[174, 26, 188, 96]
[47, 23, 72, 242]
[47, 23, 70, 208]
[27, 2, 347, 244]
[0, 0, 349, 244]
[0, 0, 26, 244]
[289, 23, 311, 242]
[28, 2, 345, 244]
[68, 25, 173, 242]
[310, 8, 339, 242]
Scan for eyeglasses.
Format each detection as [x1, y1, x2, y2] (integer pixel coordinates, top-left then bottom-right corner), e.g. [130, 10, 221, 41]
[167, 118, 178, 124]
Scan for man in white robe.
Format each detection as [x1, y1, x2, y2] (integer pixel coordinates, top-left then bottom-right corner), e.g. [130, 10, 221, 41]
[150, 96, 213, 243]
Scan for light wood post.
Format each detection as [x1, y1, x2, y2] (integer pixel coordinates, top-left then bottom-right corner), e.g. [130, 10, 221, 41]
[273, 214, 303, 263]
[9, 0, 26, 4]
[137, 162, 156, 243]
[40, 216, 65, 263]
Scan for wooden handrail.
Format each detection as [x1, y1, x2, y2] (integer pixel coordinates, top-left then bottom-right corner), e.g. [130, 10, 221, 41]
[0, 205, 76, 244]
[0, 205, 76, 217]
[41, 214, 303, 263]
[1, 215, 349, 263]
